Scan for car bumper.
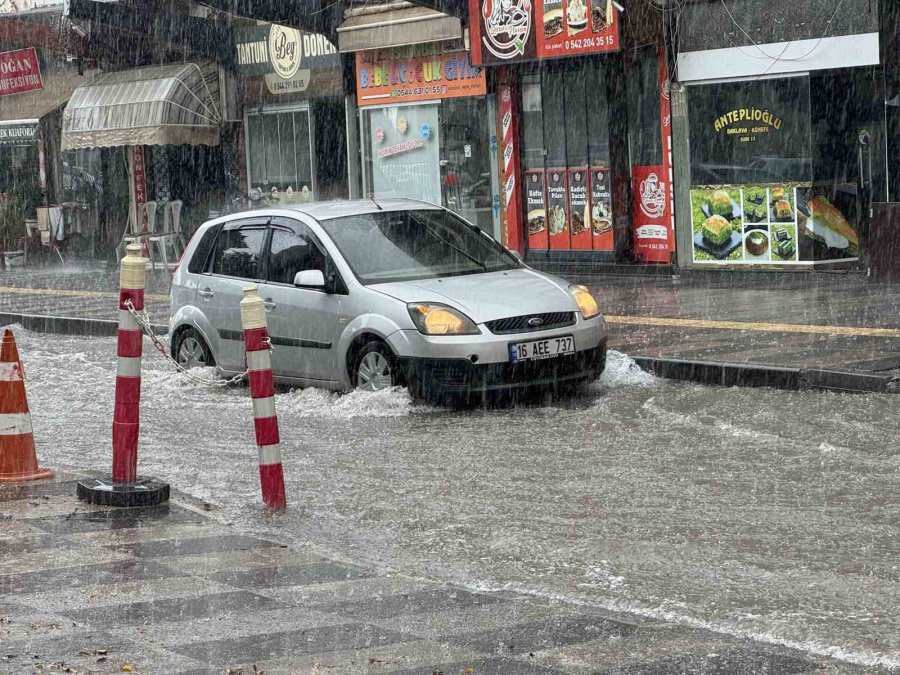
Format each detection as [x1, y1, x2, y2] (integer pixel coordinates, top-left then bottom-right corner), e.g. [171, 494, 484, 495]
[397, 338, 607, 398]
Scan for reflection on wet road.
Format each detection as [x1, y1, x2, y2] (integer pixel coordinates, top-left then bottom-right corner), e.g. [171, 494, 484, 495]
[14, 328, 900, 670]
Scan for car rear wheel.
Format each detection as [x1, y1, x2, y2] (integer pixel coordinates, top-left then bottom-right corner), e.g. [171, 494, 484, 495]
[173, 328, 212, 370]
[353, 341, 396, 391]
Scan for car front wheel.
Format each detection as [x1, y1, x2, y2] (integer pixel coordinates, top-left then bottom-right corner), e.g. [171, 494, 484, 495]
[353, 341, 396, 391]
[173, 328, 212, 369]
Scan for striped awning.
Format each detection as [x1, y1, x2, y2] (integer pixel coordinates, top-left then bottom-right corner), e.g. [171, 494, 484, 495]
[62, 62, 221, 149]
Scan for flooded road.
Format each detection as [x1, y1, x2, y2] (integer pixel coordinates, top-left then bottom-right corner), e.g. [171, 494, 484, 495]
[13, 327, 900, 671]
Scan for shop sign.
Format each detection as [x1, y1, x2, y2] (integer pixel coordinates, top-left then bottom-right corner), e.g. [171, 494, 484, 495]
[234, 24, 339, 78]
[546, 170, 568, 249]
[589, 169, 613, 251]
[468, 0, 619, 66]
[131, 145, 150, 257]
[0, 48, 43, 97]
[567, 168, 590, 249]
[0, 120, 37, 145]
[525, 170, 548, 249]
[713, 107, 783, 144]
[497, 82, 522, 252]
[355, 50, 486, 107]
[631, 166, 671, 262]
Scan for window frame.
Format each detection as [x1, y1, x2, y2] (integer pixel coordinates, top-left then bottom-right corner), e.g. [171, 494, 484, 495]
[204, 218, 271, 281]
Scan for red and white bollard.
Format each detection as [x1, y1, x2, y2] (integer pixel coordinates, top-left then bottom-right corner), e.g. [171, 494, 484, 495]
[77, 244, 169, 506]
[240, 284, 286, 509]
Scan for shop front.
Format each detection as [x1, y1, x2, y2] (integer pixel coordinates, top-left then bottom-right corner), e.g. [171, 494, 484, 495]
[673, 0, 885, 269]
[235, 22, 346, 204]
[468, 0, 675, 264]
[354, 43, 500, 237]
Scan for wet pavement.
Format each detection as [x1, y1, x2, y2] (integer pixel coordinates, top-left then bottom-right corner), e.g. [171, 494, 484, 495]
[1, 328, 899, 673]
[2, 265, 899, 384]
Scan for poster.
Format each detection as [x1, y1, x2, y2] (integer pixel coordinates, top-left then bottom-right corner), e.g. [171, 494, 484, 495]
[525, 170, 548, 250]
[568, 168, 590, 249]
[546, 170, 569, 249]
[631, 166, 671, 262]
[589, 168, 613, 251]
[690, 184, 859, 264]
[468, 0, 619, 66]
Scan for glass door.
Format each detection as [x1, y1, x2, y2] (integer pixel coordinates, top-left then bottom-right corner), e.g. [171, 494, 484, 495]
[245, 106, 315, 203]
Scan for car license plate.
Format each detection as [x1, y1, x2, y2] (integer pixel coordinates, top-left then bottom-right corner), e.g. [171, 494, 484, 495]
[509, 335, 575, 362]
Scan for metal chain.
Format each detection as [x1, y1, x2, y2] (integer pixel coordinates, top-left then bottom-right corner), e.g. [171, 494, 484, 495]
[123, 300, 247, 387]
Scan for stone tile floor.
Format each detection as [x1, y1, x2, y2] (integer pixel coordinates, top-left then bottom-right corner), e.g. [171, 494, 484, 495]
[1, 473, 889, 674]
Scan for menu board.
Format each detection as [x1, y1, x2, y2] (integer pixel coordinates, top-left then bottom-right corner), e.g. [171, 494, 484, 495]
[690, 184, 859, 265]
[546, 170, 569, 250]
[469, 0, 619, 66]
[590, 168, 613, 251]
[525, 170, 548, 250]
[568, 168, 590, 249]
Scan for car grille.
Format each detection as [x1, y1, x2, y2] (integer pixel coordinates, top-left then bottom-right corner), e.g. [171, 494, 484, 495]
[485, 312, 576, 335]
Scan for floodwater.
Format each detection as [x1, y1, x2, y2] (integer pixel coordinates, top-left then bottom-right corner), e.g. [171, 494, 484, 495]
[11, 327, 900, 671]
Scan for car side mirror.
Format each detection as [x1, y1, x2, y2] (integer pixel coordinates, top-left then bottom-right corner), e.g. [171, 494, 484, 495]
[293, 269, 325, 288]
[507, 248, 524, 263]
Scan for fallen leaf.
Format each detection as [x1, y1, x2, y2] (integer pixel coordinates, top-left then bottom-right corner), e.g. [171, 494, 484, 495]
[95, 649, 108, 656]
[464, 669, 475, 674]
[122, 665, 134, 672]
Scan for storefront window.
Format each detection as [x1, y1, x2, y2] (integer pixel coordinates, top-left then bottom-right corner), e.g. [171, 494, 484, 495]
[246, 108, 314, 202]
[361, 97, 497, 234]
[687, 76, 862, 265]
[520, 59, 614, 253]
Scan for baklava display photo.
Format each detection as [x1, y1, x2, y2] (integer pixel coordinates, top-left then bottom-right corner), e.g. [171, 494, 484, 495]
[690, 188, 742, 262]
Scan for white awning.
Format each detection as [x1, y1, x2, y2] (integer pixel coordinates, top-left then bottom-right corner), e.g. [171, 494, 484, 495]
[337, 4, 461, 52]
[62, 62, 221, 149]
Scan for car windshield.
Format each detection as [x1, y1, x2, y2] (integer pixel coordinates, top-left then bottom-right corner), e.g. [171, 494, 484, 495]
[319, 209, 519, 284]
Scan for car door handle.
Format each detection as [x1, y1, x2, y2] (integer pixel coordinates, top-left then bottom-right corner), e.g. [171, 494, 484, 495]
[198, 288, 214, 299]
[263, 299, 276, 311]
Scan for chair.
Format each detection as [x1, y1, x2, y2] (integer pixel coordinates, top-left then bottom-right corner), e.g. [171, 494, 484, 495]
[149, 199, 184, 272]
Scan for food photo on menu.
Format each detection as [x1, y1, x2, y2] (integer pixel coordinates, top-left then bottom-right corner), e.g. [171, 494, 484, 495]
[690, 187, 742, 262]
[797, 192, 860, 260]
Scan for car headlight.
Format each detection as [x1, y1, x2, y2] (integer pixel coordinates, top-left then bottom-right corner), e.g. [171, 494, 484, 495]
[408, 303, 480, 335]
[569, 284, 600, 319]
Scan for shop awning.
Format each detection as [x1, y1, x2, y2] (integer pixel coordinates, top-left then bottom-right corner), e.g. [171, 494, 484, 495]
[61, 62, 221, 150]
[337, 3, 462, 52]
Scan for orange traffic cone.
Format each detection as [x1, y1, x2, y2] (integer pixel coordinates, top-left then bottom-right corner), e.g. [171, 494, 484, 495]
[0, 329, 52, 482]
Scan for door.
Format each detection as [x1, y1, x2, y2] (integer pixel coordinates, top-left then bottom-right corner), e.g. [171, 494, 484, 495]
[200, 219, 268, 371]
[258, 218, 344, 382]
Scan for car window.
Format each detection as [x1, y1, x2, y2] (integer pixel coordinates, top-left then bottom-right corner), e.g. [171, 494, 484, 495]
[266, 227, 326, 285]
[209, 227, 266, 279]
[320, 209, 519, 284]
[187, 224, 221, 274]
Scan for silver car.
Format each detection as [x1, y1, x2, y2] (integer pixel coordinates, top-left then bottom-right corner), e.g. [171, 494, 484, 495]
[169, 199, 608, 400]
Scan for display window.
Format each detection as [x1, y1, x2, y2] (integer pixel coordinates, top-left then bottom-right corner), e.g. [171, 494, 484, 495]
[360, 97, 498, 235]
[520, 59, 614, 253]
[687, 75, 866, 265]
[245, 106, 314, 202]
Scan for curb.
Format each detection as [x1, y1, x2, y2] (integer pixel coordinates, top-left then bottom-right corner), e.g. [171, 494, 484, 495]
[0, 312, 169, 338]
[632, 356, 900, 394]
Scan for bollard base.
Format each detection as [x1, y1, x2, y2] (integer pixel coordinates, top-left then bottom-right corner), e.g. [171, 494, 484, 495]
[76, 475, 170, 507]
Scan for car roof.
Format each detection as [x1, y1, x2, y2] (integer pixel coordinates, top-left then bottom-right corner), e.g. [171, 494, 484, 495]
[221, 198, 443, 224]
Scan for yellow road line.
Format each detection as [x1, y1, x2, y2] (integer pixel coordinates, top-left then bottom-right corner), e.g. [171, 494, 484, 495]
[0, 286, 169, 302]
[606, 315, 900, 338]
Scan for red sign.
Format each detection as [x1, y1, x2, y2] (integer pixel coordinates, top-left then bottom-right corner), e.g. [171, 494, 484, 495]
[469, 0, 619, 66]
[0, 48, 42, 97]
[631, 165, 670, 262]
[131, 146, 150, 257]
[631, 49, 675, 263]
[356, 49, 486, 107]
[497, 79, 523, 253]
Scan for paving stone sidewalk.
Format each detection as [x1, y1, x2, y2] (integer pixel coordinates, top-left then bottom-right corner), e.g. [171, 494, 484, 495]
[1, 474, 889, 675]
